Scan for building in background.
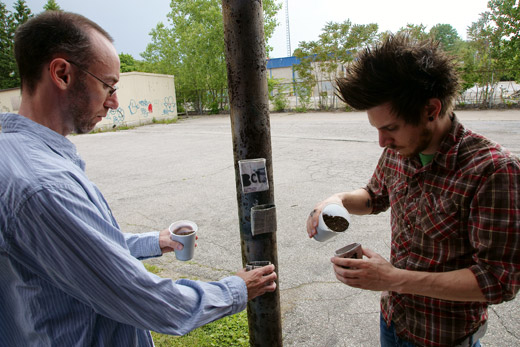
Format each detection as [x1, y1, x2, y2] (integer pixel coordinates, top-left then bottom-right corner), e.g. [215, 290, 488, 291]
[267, 56, 346, 110]
[0, 72, 177, 131]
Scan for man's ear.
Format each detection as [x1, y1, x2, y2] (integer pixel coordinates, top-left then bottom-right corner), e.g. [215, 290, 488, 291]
[48, 58, 71, 91]
[425, 98, 442, 122]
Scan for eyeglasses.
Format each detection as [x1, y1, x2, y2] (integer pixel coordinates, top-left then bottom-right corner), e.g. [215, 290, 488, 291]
[67, 60, 118, 97]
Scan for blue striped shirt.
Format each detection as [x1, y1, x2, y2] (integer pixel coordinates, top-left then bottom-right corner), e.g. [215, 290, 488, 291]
[0, 113, 247, 346]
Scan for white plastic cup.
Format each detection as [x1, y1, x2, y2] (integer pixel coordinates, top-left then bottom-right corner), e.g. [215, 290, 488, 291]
[313, 203, 351, 242]
[169, 220, 198, 261]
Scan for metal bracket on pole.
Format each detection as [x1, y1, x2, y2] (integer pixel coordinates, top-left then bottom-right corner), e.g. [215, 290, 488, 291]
[251, 204, 276, 236]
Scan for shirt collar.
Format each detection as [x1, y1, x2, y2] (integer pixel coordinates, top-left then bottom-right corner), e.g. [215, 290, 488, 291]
[0, 113, 85, 170]
[433, 113, 465, 170]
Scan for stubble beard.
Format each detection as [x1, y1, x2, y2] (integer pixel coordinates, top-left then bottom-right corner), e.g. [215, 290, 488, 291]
[67, 79, 96, 135]
[397, 126, 433, 158]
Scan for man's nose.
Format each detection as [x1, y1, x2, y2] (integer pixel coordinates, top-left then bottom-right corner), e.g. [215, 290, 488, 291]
[105, 93, 119, 110]
[378, 131, 390, 148]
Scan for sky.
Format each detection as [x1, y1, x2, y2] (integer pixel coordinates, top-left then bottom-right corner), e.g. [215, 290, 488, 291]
[4, 0, 491, 59]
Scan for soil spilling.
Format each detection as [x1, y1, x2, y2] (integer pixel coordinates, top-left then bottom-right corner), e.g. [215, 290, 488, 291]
[323, 214, 349, 232]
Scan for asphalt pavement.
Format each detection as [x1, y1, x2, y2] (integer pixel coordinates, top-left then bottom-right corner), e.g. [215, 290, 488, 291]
[70, 109, 520, 346]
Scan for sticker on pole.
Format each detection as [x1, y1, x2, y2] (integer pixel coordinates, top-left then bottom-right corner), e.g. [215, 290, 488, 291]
[239, 158, 269, 194]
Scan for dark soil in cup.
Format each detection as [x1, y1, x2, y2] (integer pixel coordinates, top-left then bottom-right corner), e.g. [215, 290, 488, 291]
[323, 214, 349, 232]
[174, 228, 194, 235]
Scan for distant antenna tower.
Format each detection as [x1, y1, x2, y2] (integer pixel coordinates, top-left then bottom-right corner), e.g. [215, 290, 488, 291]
[285, 0, 292, 56]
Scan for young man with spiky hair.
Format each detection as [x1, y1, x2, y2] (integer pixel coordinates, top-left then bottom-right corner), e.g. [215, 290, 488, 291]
[307, 34, 520, 346]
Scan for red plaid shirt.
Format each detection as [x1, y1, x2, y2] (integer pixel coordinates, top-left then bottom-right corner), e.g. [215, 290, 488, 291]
[366, 116, 520, 346]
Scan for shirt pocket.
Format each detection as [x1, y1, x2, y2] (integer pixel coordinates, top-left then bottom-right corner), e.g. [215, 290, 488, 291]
[420, 193, 460, 242]
[389, 180, 408, 211]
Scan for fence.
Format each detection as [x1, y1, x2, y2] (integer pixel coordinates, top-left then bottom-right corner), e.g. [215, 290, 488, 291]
[265, 79, 520, 112]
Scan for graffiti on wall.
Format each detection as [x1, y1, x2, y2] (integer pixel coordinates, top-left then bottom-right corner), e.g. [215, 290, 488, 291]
[106, 107, 126, 126]
[163, 96, 176, 115]
[128, 99, 153, 117]
[101, 96, 177, 128]
[127, 96, 176, 118]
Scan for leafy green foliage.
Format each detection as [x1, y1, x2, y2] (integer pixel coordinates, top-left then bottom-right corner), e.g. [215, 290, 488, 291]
[119, 53, 149, 73]
[287, 2, 520, 109]
[0, 0, 32, 89]
[151, 311, 249, 347]
[429, 23, 461, 52]
[4, 0, 520, 111]
[142, 262, 249, 346]
[487, 0, 520, 81]
[395, 23, 429, 41]
[0, 2, 16, 89]
[268, 76, 289, 111]
[293, 20, 379, 110]
[13, 0, 33, 25]
[141, 0, 281, 114]
[43, 0, 61, 11]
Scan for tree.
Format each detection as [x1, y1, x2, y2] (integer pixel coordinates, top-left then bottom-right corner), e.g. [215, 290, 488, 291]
[486, 0, 520, 81]
[267, 76, 289, 112]
[5, 0, 33, 88]
[396, 23, 429, 41]
[429, 23, 461, 52]
[141, 0, 281, 114]
[462, 12, 498, 106]
[119, 53, 147, 73]
[293, 20, 379, 110]
[0, 2, 17, 89]
[12, 0, 32, 25]
[43, 0, 61, 11]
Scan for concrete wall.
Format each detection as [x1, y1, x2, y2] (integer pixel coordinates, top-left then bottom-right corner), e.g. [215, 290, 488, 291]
[0, 72, 177, 131]
[0, 88, 21, 114]
[102, 72, 177, 130]
[268, 64, 294, 83]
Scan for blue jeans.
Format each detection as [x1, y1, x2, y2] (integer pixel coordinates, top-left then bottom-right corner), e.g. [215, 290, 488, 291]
[380, 314, 481, 347]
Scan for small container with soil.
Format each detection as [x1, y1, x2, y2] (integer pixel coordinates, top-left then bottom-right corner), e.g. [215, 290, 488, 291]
[314, 203, 351, 242]
[322, 214, 350, 232]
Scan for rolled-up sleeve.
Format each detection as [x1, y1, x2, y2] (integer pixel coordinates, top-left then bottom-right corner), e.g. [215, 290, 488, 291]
[469, 159, 520, 304]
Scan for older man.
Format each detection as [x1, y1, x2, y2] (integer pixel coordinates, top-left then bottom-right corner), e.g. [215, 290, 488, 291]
[0, 11, 276, 346]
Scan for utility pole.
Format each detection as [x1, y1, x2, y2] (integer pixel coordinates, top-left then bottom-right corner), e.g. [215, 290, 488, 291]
[221, 1, 283, 346]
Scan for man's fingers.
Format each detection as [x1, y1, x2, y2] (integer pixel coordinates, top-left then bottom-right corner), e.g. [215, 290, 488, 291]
[262, 270, 277, 284]
[306, 212, 319, 238]
[362, 247, 376, 257]
[263, 280, 277, 292]
[259, 264, 275, 275]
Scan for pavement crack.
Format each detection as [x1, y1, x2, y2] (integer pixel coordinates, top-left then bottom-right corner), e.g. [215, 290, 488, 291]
[490, 306, 520, 339]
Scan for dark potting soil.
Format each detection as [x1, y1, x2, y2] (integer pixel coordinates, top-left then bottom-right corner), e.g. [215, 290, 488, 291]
[323, 214, 349, 232]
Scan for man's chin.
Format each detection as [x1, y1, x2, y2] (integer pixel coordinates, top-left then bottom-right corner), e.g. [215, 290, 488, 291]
[73, 123, 97, 135]
[399, 149, 422, 158]
[393, 148, 415, 158]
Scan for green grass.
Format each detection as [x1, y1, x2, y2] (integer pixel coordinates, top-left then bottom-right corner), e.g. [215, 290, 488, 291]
[152, 117, 178, 124]
[142, 263, 250, 346]
[88, 124, 136, 134]
[151, 311, 249, 347]
[143, 263, 161, 274]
